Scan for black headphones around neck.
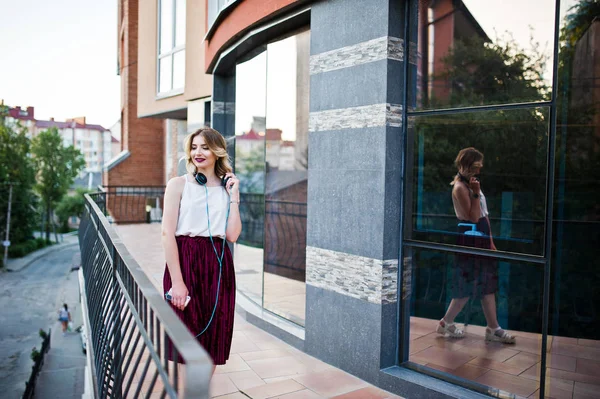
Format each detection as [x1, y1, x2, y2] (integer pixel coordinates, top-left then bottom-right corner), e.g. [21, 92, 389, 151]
[193, 171, 230, 187]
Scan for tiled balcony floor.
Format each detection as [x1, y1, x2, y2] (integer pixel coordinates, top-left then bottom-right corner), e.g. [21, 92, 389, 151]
[114, 224, 600, 399]
[115, 224, 401, 398]
[409, 317, 600, 399]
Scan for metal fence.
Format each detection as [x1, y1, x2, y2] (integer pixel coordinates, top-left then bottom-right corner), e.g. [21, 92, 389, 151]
[79, 193, 212, 398]
[102, 186, 166, 224]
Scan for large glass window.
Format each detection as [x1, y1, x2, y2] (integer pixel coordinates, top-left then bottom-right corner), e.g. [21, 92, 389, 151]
[547, 1, 600, 397]
[396, 1, 600, 398]
[233, 30, 310, 326]
[406, 108, 549, 255]
[234, 50, 267, 307]
[410, 0, 555, 110]
[406, 247, 547, 398]
[263, 31, 310, 326]
[158, 0, 186, 94]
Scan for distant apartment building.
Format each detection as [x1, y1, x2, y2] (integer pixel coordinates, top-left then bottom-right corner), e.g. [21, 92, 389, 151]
[4, 105, 111, 173]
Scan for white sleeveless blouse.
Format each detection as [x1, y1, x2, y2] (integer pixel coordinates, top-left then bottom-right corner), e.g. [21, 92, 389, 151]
[175, 176, 229, 238]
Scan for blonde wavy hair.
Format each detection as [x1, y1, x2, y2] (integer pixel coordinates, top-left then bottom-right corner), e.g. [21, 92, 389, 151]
[184, 128, 233, 178]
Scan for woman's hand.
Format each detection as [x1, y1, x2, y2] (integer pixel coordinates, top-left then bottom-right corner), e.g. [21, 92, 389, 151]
[171, 281, 189, 311]
[470, 176, 481, 194]
[490, 241, 497, 251]
[225, 172, 240, 200]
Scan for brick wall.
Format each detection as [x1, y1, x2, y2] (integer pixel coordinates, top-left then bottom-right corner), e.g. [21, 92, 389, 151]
[106, 0, 165, 189]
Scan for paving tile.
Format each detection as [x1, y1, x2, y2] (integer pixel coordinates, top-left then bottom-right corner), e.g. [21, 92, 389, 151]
[215, 354, 251, 374]
[246, 356, 311, 379]
[411, 346, 475, 370]
[547, 353, 577, 372]
[409, 338, 434, 355]
[227, 370, 266, 391]
[241, 379, 306, 399]
[467, 357, 524, 376]
[476, 370, 540, 398]
[210, 374, 239, 397]
[577, 338, 600, 349]
[412, 332, 477, 352]
[230, 338, 262, 354]
[521, 364, 600, 386]
[293, 369, 369, 397]
[330, 386, 404, 398]
[213, 393, 249, 399]
[456, 340, 521, 363]
[289, 351, 334, 372]
[240, 349, 293, 362]
[543, 377, 574, 399]
[551, 341, 600, 361]
[576, 358, 600, 377]
[552, 336, 579, 346]
[509, 336, 549, 355]
[452, 364, 490, 380]
[278, 389, 325, 399]
[573, 381, 600, 399]
[263, 375, 300, 384]
[504, 352, 541, 372]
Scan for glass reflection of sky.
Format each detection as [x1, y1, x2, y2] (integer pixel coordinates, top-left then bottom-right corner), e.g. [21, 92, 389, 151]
[235, 37, 298, 141]
[462, 0, 556, 83]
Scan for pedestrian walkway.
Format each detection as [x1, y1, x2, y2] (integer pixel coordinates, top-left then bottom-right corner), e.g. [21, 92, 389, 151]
[5, 233, 79, 272]
[34, 251, 86, 398]
[115, 224, 404, 398]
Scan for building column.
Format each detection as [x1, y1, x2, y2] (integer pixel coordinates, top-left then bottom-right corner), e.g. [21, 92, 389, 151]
[305, 0, 406, 385]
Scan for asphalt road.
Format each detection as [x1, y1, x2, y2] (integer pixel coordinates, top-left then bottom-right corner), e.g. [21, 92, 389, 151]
[0, 245, 80, 399]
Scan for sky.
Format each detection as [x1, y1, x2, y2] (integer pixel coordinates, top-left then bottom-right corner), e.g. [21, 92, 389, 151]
[0, 0, 120, 130]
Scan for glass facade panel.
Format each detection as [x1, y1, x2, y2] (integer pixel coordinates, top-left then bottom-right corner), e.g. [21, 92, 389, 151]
[263, 31, 310, 326]
[159, 0, 173, 55]
[175, 0, 186, 47]
[173, 50, 185, 90]
[546, 2, 600, 397]
[405, 108, 549, 255]
[159, 56, 172, 94]
[234, 50, 267, 306]
[409, 0, 555, 110]
[405, 246, 546, 397]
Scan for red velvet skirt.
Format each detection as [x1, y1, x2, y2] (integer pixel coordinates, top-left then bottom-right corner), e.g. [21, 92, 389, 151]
[163, 235, 236, 365]
[452, 217, 498, 299]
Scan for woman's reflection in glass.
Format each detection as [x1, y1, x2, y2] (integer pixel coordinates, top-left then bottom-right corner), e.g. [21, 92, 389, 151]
[436, 147, 516, 343]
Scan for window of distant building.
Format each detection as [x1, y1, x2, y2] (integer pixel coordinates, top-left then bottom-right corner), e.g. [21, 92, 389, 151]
[158, 0, 186, 95]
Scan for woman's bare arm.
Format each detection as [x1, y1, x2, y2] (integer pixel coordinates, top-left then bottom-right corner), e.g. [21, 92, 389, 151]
[161, 176, 188, 310]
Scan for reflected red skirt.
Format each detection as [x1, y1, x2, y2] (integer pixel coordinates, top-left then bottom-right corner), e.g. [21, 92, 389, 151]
[452, 218, 498, 299]
[163, 235, 236, 365]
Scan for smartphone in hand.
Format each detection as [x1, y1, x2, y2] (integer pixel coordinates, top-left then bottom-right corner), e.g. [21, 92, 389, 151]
[165, 289, 191, 308]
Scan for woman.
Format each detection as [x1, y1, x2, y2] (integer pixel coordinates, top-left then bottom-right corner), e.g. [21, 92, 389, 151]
[162, 128, 242, 373]
[436, 147, 515, 344]
[58, 303, 71, 336]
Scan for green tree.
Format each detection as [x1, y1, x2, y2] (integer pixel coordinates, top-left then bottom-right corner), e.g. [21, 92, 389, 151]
[0, 108, 37, 254]
[55, 188, 91, 232]
[31, 128, 85, 241]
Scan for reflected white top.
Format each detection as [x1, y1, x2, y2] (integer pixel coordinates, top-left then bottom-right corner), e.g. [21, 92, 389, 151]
[453, 186, 489, 220]
[175, 175, 229, 238]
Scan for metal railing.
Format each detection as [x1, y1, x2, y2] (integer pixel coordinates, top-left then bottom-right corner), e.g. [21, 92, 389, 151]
[102, 186, 166, 223]
[79, 193, 212, 398]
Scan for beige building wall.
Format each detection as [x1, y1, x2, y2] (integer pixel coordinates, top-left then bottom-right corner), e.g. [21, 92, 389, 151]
[184, 0, 212, 101]
[137, 0, 212, 119]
